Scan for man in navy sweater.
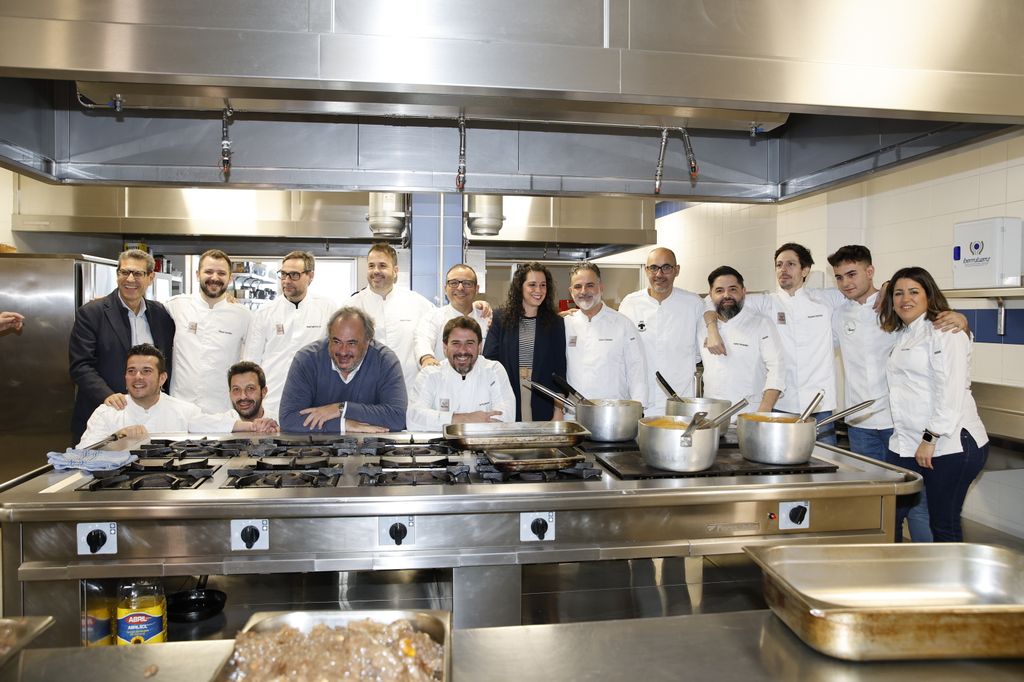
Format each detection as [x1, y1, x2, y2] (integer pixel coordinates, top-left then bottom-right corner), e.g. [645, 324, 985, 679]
[280, 307, 407, 433]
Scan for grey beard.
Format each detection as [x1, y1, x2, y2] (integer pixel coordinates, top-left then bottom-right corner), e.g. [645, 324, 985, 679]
[716, 299, 742, 320]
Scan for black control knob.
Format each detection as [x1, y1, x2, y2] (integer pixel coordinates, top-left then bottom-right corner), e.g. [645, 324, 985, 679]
[789, 505, 808, 525]
[389, 522, 408, 546]
[240, 525, 260, 549]
[86, 529, 107, 554]
[531, 518, 549, 540]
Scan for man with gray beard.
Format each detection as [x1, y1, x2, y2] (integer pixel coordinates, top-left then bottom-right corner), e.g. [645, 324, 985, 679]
[697, 266, 785, 414]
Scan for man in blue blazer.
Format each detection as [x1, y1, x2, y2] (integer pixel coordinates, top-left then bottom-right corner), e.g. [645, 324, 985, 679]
[69, 249, 176, 445]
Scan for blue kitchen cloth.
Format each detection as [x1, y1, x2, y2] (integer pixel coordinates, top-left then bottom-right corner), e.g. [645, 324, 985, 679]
[47, 448, 138, 472]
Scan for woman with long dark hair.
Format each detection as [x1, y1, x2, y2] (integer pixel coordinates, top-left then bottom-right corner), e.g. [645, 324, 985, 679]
[879, 266, 988, 542]
[483, 262, 566, 421]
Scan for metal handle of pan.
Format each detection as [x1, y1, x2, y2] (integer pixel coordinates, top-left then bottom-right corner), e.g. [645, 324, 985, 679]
[815, 399, 876, 430]
[655, 371, 682, 401]
[551, 374, 586, 403]
[679, 411, 707, 447]
[701, 398, 749, 430]
[797, 391, 826, 422]
[522, 380, 577, 410]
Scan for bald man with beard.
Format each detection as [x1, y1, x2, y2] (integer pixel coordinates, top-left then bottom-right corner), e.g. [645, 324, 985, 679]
[618, 247, 705, 415]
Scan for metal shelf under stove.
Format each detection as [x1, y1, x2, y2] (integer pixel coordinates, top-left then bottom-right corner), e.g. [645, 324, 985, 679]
[596, 451, 839, 480]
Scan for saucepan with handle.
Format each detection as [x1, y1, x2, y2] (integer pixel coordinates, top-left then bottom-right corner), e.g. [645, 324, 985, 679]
[523, 376, 643, 442]
[738, 399, 875, 465]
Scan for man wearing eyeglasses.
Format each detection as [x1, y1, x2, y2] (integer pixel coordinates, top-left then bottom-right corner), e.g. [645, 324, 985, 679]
[242, 250, 336, 418]
[343, 242, 436, 391]
[414, 263, 491, 370]
[618, 247, 705, 416]
[165, 249, 252, 413]
[69, 249, 176, 445]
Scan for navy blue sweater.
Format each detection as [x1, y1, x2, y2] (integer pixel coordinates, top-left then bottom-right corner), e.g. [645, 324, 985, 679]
[280, 338, 407, 432]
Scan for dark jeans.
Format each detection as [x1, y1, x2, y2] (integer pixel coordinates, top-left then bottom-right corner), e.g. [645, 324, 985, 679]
[850, 426, 932, 542]
[886, 430, 988, 542]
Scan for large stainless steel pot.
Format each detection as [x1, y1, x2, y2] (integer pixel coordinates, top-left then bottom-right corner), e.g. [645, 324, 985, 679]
[523, 380, 642, 442]
[638, 415, 719, 472]
[738, 400, 875, 465]
[665, 396, 731, 420]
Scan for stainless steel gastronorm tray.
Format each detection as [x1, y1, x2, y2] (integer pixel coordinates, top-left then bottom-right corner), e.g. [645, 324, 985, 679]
[745, 543, 1024, 661]
[240, 609, 451, 680]
[0, 617, 54, 670]
[444, 420, 591, 448]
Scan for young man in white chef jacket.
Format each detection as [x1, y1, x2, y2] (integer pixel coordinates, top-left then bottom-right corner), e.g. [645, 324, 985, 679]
[242, 250, 336, 418]
[407, 317, 515, 431]
[564, 262, 649, 411]
[166, 249, 251, 413]
[188, 361, 279, 434]
[697, 266, 785, 413]
[618, 247, 704, 415]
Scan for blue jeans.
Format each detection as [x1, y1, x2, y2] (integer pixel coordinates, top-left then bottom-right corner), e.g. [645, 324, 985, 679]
[886, 430, 989, 542]
[851, 426, 932, 542]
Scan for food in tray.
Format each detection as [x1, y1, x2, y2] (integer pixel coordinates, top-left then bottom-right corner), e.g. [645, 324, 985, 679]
[644, 417, 689, 429]
[223, 618, 444, 681]
[739, 414, 799, 423]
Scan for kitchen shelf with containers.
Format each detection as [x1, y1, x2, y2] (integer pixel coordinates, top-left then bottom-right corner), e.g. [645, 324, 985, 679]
[231, 262, 277, 308]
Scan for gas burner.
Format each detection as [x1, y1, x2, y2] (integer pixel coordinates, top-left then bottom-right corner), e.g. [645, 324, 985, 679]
[356, 438, 391, 456]
[134, 457, 211, 471]
[475, 458, 602, 483]
[134, 438, 241, 458]
[378, 455, 453, 469]
[283, 447, 336, 460]
[221, 464, 344, 488]
[244, 441, 289, 457]
[256, 456, 330, 470]
[357, 462, 470, 486]
[81, 467, 214, 491]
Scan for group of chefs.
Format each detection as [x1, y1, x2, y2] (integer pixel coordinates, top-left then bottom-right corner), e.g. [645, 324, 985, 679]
[62, 238, 988, 543]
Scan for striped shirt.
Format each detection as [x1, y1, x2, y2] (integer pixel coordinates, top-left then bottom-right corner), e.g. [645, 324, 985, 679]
[518, 317, 537, 369]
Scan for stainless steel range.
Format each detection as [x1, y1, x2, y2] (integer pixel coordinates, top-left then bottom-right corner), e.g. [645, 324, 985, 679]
[0, 431, 920, 646]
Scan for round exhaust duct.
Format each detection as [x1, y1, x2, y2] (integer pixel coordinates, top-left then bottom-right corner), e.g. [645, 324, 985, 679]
[366, 192, 409, 237]
[465, 195, 505, 236]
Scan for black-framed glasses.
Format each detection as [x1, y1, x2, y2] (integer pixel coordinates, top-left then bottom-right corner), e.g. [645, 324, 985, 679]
[117, 268, 150, 279]
[645, 264, 676, 275]
[446, 279, 477, 289]
[277, 269, 310, 281]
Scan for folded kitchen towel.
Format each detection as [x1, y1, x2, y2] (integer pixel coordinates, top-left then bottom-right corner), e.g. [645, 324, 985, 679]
[47, 448, 138, 472]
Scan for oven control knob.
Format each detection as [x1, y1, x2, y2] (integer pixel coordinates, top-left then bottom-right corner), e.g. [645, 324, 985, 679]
[240, 525, 261, 549]
[530, 518, 549, 540]
[788, 505, 808, 525]
[389, 522, 408, 546]
[86, 529, 107, 554]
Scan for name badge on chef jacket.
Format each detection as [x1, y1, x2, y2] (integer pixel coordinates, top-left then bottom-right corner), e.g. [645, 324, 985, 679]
[275, 323, 285, 335]
[845, 320, 857, 335]
[569, 336, 577, 347]
[777, 312, 786, 325]
[187, 322, 198, 334]
[440, 398, 450, 412]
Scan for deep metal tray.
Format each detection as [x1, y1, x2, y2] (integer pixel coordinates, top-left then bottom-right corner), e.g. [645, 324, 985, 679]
[239, 609, 451, 680]
[0, 616, 54, 670]
[745, 543, 1024, 661]
[444, 420, 591, 448]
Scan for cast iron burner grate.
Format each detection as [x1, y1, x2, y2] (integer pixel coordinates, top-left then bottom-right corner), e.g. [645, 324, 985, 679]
[595, 450, 839, 480]
[357, 461, 471, 486]
[81, 468, 214, 491]
[134, 437, 242, 458]
[474, 458, 603, 483]
[222, 466, 344, 488]
[254, 455, 333, 470]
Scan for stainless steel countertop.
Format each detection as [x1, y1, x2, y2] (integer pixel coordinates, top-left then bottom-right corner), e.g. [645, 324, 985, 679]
[453, 610, 1024, 681]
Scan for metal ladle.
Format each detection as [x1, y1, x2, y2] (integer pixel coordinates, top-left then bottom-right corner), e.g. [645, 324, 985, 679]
[797, 391, 825, 422]
[679, 411, 707, 447]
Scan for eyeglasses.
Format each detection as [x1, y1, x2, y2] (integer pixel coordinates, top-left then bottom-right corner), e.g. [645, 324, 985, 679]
[446, 279, 477, 289]
[645, 264, 677, 275]
[277, 270, 310, 281]
[117, 268, 151, 279]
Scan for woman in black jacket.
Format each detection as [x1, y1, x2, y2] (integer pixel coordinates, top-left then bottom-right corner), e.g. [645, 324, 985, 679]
[483, 262, 566, 421]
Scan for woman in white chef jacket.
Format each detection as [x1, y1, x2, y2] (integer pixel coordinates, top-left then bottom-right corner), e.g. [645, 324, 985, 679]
[879, 266, 989, 542]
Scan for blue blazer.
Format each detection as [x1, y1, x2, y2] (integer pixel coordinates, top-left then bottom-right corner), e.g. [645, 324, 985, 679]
[483, 310, 566, 421]
[69, 289, 175, 444]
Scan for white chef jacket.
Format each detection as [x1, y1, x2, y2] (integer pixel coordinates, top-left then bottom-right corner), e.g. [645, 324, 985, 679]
[564, 304, 649, 409]
[406, 357, 516, 431]
[344, 286, 436, 391]
[618, 287, 703, 415]
[166, 293, 251, 413]
[886, 315, 988, 458]
[833, 292, 895, 429]
[413, 304, 490, 365]
[242, 294, 336, 417]
[187, 405, 279, 434]
[698, 306, 785, 411]
[740, 287, 842, 413]
[77, 393, 202, 448]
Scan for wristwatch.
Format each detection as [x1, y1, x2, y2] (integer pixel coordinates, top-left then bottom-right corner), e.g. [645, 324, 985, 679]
[921, 429, 940, 444]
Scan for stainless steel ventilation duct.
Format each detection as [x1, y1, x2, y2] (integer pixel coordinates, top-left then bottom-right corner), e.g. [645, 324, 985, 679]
[465, 195, 504, 236]
[366, 193, 408, 238]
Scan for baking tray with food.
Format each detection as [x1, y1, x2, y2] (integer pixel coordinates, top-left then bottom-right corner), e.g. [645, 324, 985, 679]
[220, 609, 451, 681]
[745, 543, 1024, 661]
[444, 420, 590, 448]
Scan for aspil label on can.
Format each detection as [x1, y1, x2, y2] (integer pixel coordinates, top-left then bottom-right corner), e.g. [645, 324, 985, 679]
[116, 606, 166, 645]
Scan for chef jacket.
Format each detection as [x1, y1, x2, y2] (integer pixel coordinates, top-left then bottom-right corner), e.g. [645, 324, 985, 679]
[187, 405, 279, 434]
[739, 287, 842, 414]
[166, 293, 251, 413]
[698, 306, 785, 411]
[833, 291, 895, 429]
[77, 393, 202, 449]
[413, 304, 490, 365]
[618, 287, 703, 415]
[886, 315, 988, 458]
[242, 294, 336, 417]
[406, 357, 516, 431]
[344, 286, 436, 391]
[564, 304, 649, 410]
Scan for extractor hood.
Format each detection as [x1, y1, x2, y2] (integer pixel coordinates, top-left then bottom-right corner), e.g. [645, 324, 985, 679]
[0, 1, 1021, 201]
